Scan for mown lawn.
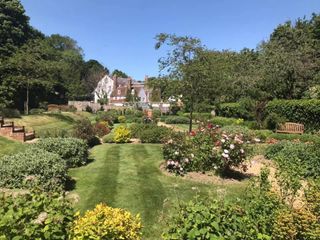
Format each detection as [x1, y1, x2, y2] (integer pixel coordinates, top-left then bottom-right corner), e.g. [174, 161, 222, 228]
[8, 112, 94, 136]
[69, 144, 247, 239]
[0, 136, 26, 157]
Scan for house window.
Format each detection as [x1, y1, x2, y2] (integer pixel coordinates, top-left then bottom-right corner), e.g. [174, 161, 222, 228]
[117, 89, 121, 95]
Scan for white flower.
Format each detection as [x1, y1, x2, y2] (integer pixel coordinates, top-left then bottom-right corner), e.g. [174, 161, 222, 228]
[213, 166, 218, 170]
[168, 139, 173, 144]
[224, 149, 229, 154]
[191, 153, 195, 158]
[174, 151, 179, 155]
[240, 149, 245, 154]
[230, 144, 235, 149]
[221, 139, 226, 143]
[184, 158, 189, 163]
[180, 167, 183, 171]
[254, 138, 261, 143]
[222, 153, 229, 158]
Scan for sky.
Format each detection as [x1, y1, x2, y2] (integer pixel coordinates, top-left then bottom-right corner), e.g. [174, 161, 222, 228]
[21, 0, 320, 80]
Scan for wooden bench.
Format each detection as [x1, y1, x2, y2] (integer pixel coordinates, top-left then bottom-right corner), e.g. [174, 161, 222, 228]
[276, 122, 304, 134]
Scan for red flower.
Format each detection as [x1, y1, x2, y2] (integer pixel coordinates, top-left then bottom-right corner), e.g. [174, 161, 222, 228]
[190, 130, 196, 136]
[207, 123, 213, 129]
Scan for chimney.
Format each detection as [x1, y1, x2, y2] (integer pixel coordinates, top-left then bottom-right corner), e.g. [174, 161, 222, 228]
[128, 77, 132, 88]
[113, 75, 118, 88]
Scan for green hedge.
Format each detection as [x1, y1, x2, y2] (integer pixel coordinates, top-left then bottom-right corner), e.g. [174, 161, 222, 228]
[217, 100, 254, 120]
[35, 137, 88, 168]
[165, 116, 189, 124]
[182, 112, 212, 121]
[129, 123, 172, 143]
[266, 99, 320, 130]
[0, 148, 67, 191]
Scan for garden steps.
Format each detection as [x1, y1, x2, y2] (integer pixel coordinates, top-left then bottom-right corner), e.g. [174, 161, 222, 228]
[0, 116, 35, 142]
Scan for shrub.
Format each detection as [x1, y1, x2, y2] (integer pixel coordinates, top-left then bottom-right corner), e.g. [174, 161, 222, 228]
[163, 170, 282, 240]
[114, 125, 131, 143]
[85, 105, 93, 113]
[101, 109, 121, 123]
[35, 137, 88, 168]
[165, 116, 189, 124]
[102, 133, 115, 143]
[217, 98, 255, 120]
[0, 148, 67, 191]
[73, 118, 98, 147]
[139, 126, 171, 143]
[36, 128, 71, 138]
[182, 112, 212, 121]
[209, 116, 239, 126]
[118, 115, 126, 123]
[265, 99, 320, 130]
[94, 121, 111, 137]
[0, 108, 21, 118]
[29, 108, 46, 115]
[163, 132, 192, 175]
[96, 111, 115, 126]
[267, 133, 320, 144]
[265, 142, 320, 179]
[164, 124, 247, 175]
[71, 203, 142, 240]
[152, 109, 161, 119]
[129, 123, 172, 143]
[264, 112, 286, 130]
[0, 191, 74, 239]
[221, 125, 272, 142]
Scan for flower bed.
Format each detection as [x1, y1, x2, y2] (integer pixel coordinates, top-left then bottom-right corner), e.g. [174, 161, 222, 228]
[163, 123, 247, 175]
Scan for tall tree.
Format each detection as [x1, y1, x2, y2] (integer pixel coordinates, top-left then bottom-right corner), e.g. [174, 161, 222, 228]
[259, 17, 319, 99]
[0, 0, 43, 59]
[82, 59, 109, 98]
[155, 33, 207, 132]
[111, 69, 128, 78]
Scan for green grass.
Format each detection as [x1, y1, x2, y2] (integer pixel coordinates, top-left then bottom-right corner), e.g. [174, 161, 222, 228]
[7, 112, 94, 136]
[69, 144, 247, 239]
[0, 136, 26, 157]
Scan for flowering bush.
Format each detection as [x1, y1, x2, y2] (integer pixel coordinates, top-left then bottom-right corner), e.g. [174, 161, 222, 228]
[71, 203, 142, 240]
[163, 123, 247, 175]
[218, 132, 247, 172]
[163, 132, 192, 175]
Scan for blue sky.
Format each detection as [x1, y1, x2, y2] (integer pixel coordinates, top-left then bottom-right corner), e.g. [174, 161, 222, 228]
[21, 0, 320, 80]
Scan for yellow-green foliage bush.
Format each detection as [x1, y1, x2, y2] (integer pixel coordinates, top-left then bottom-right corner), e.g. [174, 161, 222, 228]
[118, 115, 126, 123]
[114, 125, 131, 143]
[71, 203, 142, 240]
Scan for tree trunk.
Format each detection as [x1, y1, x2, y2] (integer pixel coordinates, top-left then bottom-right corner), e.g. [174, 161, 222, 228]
[189, 102, 193, 132]
[26, 80, 29, 115]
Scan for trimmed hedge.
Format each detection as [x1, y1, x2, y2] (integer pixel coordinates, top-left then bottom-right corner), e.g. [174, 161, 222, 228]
[130, 123, 172, 143]
[217, 100, 254, 120]
[35, 137, 88, 168]
[0, 148, 67, 191]
[165, 116, 189, 124]
[266, 99, 320, 130]
[182, 112, 212, 121]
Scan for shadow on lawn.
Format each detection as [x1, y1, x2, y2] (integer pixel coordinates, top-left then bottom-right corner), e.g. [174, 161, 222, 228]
[220, 168, 253, 181]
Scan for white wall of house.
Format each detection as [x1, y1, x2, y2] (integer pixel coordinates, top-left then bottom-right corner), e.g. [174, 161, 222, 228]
[94, 75, 114, 103]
